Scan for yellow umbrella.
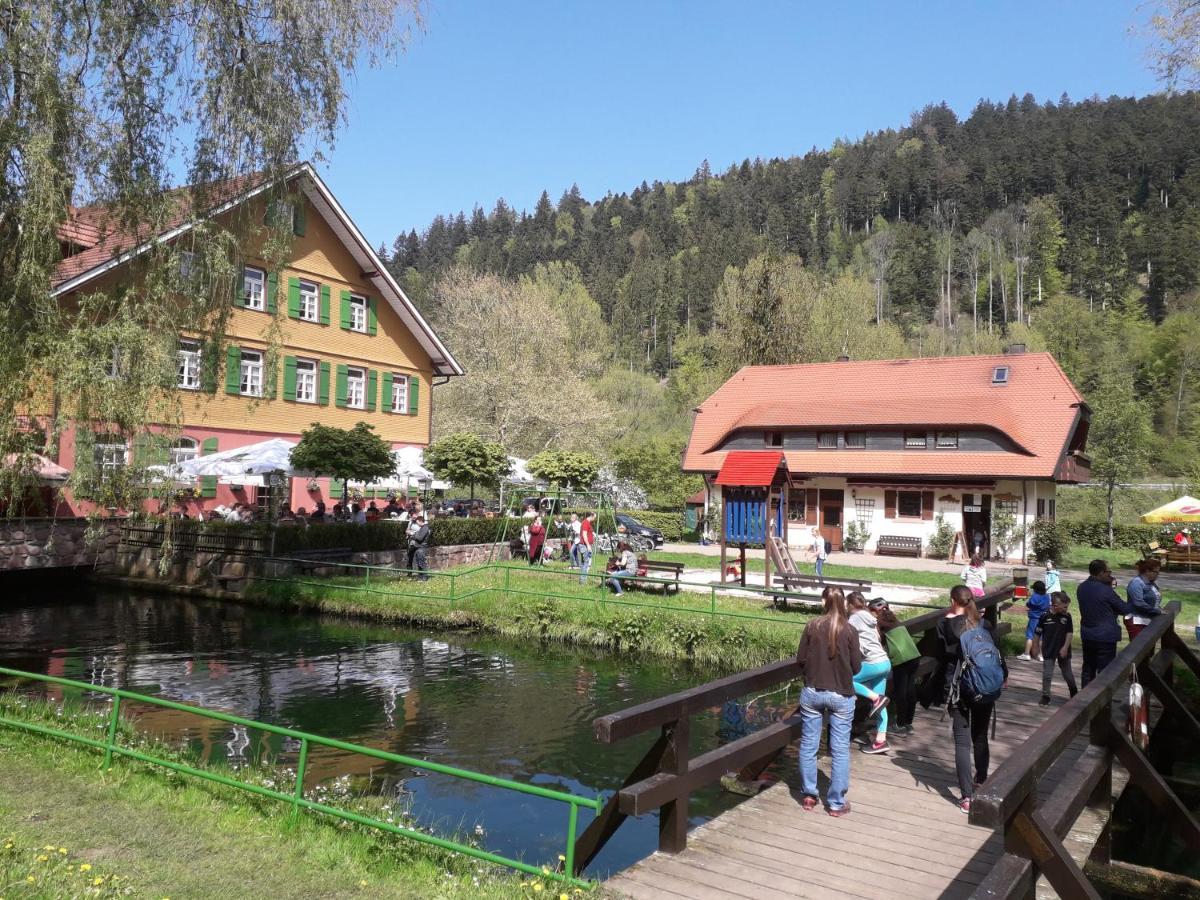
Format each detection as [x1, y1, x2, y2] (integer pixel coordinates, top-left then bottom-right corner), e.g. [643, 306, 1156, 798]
[1140, 495, 1200, 523]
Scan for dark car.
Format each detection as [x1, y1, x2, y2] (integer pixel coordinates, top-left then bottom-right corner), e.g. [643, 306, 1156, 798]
[615, 513, 664, 548]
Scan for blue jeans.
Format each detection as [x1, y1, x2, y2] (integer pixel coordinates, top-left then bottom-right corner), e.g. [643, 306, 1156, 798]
[815, 556, 825, 579]
[570, 542, 583, 567]
[608, 571, 633, 594]
[799, 687, 854, 810]
[853, 659, 892, 736]
[578, 547, 592, 585]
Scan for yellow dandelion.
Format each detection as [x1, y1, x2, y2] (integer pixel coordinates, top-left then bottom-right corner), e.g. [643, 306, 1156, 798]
[560, 894, 570, 900]
[3, 842, 12, 849]
[25, 876, 35, 883]
[36, 854, 49, 862]
[358, 881, 368, 888]
[58, 847, 68, 854]
[93, 876, 104, 886]
[80, 863, 93, 872]
[42, 845, 55, 851]
[557, 854, 566, 861]
[541, 865, 551, 875]
[533, 885, 544, 894]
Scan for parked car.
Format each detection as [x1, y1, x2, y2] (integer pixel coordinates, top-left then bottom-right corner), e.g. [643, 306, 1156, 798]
[615, 513, 664, 548]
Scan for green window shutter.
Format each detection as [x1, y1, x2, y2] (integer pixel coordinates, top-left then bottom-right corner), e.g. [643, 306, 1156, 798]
[293, 201, 306, 236]
[267, 272, 278, 314]
[225, 345, 241, 395]
[318, 361, 330, 406]
[287, 277, 301, 319]
[319, 284, 331, 325]
[283, 356, 297, 402]
[335, 364, 348, 408]
[132, 433, 169, 467]
[367, 297, 378, 336]
[329, 479, 343, 499]
[339, 290, 352, 329]
[365, 369, 377, 412]
[408, 376, 419, 416]
[73, 428, 96, 481]
[201, 437, 219, 455]
[200, 475, 217, 498]
[200, 340, 218, 392]
[381, 372, 393, 413]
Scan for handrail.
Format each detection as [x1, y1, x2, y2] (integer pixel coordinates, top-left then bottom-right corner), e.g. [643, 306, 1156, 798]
[967, 599, 1200, 899]
[0, 666, 600, 886]
[972, 600, 1181, 828]
[572, 581, 1015, 873]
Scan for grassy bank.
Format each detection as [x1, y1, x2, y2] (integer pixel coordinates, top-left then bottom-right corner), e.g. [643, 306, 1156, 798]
[247, 563, 811, 671]
[0, 695, 576, 899]
[649, 550, 965, 590]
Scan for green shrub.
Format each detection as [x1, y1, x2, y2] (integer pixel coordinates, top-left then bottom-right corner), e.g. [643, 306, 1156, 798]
[926, 513, 955, 560]
[274, 522, 406, 553]
[1029, 520, 1071, 563]
[428, 517, 510, 547]
[618, 510, 688, 542]
[1057, 521, 1160, 550]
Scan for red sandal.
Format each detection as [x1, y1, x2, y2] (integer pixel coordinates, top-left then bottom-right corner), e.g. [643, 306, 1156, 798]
[800, 796, 818, 811]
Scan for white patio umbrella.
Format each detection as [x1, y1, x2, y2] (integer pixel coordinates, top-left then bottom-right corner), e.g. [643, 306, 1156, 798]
[178, 438, 300, 479]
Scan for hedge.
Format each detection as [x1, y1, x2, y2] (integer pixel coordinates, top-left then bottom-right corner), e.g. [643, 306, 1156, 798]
[619, 510, 689, 543]
[1058, 521, 1162, 551]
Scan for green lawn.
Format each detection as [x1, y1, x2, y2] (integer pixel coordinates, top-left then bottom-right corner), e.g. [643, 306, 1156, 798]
[0, 699, 562, 900]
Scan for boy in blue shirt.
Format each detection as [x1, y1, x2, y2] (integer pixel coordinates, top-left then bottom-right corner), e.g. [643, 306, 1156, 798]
[1019, 580, 1051, 661]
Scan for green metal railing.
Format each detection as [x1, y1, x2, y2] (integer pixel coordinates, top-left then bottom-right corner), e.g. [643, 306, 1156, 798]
[257, 557, 833, 629]
[0, 666, 600, 887]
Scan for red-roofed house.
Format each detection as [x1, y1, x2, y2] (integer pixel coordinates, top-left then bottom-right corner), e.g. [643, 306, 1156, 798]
[683, 349, 1090, 561]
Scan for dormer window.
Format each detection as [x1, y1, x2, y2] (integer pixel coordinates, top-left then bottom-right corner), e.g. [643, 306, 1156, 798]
[764, 431, 783, 448]
[904, 431, 927, 449]
[936, 431, 959, 448]
[817, 432, 838, 449]
[992, 366, 1010, 384]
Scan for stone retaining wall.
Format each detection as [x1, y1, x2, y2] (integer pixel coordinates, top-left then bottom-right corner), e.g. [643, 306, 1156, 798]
[0, 518, 122, 573]
[106, 541, 511, 593]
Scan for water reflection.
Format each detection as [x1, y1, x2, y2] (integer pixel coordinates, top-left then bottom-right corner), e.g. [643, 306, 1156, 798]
[0, 585, 787, 876]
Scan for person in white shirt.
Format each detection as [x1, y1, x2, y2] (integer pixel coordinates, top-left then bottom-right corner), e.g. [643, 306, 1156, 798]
[812, 527, 828, 580]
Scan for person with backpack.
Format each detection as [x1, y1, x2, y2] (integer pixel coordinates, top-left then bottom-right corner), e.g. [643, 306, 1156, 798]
[1036, 591, 1078, 705]
[796, 586, 862, 817]
[869, 598, 921, 737]
[936, 584, 1007, 814]
[847, 592, 892, 754]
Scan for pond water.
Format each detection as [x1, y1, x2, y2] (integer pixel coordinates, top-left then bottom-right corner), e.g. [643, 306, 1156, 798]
[0, 582, 794, 877]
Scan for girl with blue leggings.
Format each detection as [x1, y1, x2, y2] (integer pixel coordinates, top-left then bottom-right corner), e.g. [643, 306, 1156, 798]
[847, 592, 892, 754]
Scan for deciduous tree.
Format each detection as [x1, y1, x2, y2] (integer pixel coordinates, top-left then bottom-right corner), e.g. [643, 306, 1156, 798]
[423, 433, 510, 499]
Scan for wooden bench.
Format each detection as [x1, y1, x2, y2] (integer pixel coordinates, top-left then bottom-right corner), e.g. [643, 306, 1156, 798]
[289, 548, 355, 574]
[605, 558, 685, 593]
[1165, 545, 1200, 571]
[875, 534, 922, 557]
[769, 572, 873, 609]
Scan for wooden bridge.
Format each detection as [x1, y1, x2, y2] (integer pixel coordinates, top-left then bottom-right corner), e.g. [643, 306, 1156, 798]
[573, 584, 1200, 899]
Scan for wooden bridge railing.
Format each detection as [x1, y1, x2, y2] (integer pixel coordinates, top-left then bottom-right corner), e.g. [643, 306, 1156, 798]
[571, 580, 1016, 875]
[971, 598, 1200, 900]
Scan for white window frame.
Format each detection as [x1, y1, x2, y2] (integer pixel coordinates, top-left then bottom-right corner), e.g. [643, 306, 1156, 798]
[104, 346, 123, 380]
[177, 339, 201, 390]
[95, 438, 127, 478]
[349, 294, 368, 333]
[243, 267, 266, 311]
[854, 497, 875, 525]
[169, 437, 199, 467]
[390, 373, 409, 413]
[844, 431, 866, 449]
[936, 431, 959, 448]
[904, 431, 928, 449]
[295, 358, 317, 404]
[346, 366, 366, 409]
[298, 280, 319, 322]
[817, 432, 838, 449]
[240, 349, 263, 398]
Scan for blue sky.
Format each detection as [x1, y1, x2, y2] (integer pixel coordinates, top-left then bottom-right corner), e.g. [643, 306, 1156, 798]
[322, 0, 1161, 249]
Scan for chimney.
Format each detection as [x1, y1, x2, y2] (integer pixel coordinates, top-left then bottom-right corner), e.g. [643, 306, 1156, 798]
[836, 354, 851, 362]
[1004, 343, 1026, 355]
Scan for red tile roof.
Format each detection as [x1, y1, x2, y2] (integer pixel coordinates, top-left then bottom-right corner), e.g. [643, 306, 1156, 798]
[714, 450, 785, 486]
[684, 353, 1086, 480]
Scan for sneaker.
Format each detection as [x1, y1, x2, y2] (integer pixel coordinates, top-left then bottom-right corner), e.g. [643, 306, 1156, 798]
[959, 797, 971, 815]
[861, 740, 890, 755]
[1017, 654, 1032, 661]
[827, 803, 851, 818]
[1035, 655, 1045, 662]
[891, 724, 911, 738]
[1039, 695, 1051, 706]
[868, 695, 890, 719]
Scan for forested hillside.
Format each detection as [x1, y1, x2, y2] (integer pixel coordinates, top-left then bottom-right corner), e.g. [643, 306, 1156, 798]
[385, 93, 1200, 487]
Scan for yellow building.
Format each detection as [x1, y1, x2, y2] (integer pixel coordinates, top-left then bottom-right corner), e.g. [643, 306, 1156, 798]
[50, 162, 462, 514]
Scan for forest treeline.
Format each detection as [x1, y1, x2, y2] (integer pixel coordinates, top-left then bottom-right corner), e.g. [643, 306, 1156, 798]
[385, 92, 1200, 483]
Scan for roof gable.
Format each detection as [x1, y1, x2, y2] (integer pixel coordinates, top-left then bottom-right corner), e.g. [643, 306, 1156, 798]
[51, 163, 463, 377]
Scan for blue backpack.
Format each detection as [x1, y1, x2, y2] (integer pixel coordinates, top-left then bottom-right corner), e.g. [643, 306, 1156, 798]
[958, 624, 1004, 704]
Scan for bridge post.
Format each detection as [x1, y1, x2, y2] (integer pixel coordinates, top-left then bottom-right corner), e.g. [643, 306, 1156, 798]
[658, 717, 690, 854]
[1086, 709, 1114, 867]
